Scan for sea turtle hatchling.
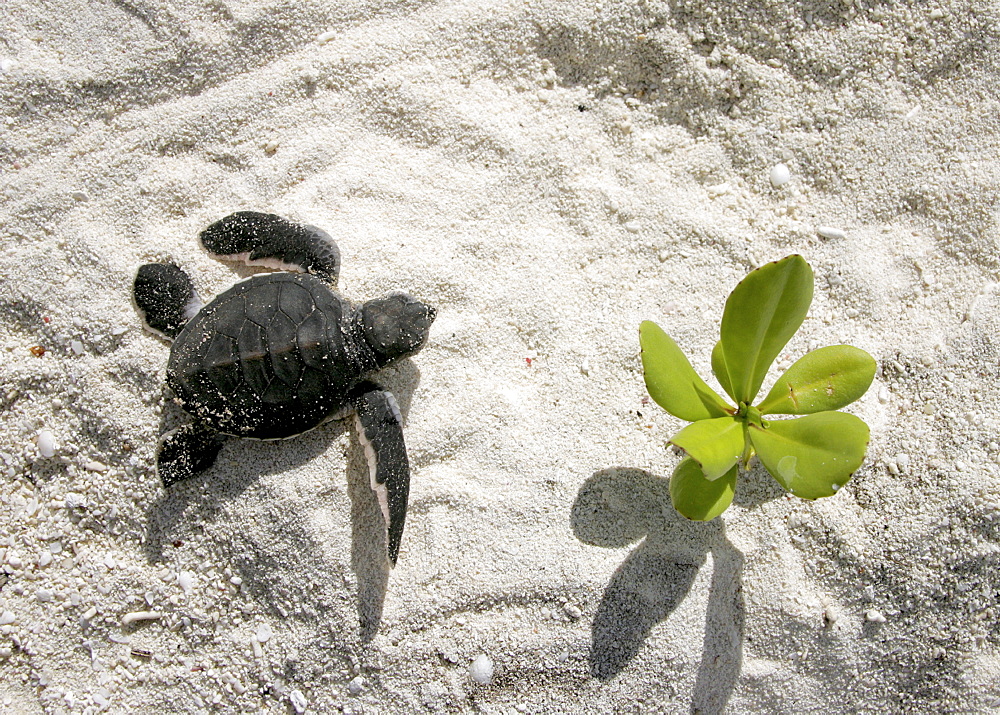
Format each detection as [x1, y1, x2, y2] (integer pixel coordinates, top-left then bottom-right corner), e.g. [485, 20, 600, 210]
[133, 211, 436, 565]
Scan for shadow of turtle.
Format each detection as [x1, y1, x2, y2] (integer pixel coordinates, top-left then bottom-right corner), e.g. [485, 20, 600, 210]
[141, 359, 422, 643]
[572, 468, 744, 712]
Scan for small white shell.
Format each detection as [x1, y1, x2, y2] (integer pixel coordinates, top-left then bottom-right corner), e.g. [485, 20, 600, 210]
[121, 610, 161, 625]
[769, 163, 791, 187]
[36, 430, 56, 458]
[289, 690, 308, 714]
[255, 623, 273, 643]
[817, 226, 847, 240]
[469, 654, 494, 684]
[177, 571, 194, 594]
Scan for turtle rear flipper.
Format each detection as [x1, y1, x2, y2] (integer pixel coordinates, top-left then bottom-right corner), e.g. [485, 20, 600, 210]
[157, 422, 226, 488]
[134, 263, 202, 341]
[200, 211, 341, 284]
[350, 383, 410, 567]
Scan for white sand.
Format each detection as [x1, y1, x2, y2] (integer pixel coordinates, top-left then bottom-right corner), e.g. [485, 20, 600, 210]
[2, 0, 999, 712]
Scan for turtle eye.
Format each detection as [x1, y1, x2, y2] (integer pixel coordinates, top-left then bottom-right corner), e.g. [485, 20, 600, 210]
[359, 294, 435, 365]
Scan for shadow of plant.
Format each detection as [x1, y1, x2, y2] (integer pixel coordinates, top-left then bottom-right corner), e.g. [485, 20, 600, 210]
[572, 468, 744, 712]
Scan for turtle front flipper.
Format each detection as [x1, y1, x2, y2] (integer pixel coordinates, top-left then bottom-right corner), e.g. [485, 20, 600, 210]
[133, 263, 202, 341]
[350, 383, 411, 567]
[200, 212, 341, 284]
[157, 422, 226, 488]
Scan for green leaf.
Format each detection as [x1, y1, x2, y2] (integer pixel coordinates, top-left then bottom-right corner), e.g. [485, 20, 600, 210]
[758, 345, 877, 415]
[670, 457, 737, 521]
[669, 415, 746, 480]
[711, 340, 736, 402]
[748, 411, 869, 500]
[640, 321, 733, 422]
[719, 255, 814, 404]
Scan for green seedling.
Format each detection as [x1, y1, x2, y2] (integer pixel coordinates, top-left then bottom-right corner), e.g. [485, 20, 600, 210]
[640, 255, 875, 520]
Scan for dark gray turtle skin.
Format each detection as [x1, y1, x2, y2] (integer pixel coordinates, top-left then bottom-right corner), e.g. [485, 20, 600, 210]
[133, 212, 435, 566]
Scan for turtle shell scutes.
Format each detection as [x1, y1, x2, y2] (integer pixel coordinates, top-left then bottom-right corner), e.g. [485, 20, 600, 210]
[167, 273, 356, 439]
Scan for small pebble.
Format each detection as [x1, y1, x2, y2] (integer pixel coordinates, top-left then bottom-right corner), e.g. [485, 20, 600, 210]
[769, 163, 791, 187]
[71, 191, 89, 202]
[263, 140, 279, 155]
[348, 676, 364, 696]
[564, 604, 582, 619]
[317, 30, 337, 44]
[36, 430, 57, 458]
[70, 340, 84, 355]
[865, 609, 887, 623]
[469, 654, 494, 685]
[289, 689, 307, 714]
[623, 220, 641, 233]
[84, 460, 108, 473]
[580, 359, 590, 376]
[0, 611, 14, 626]
[817, 226, 847, 240]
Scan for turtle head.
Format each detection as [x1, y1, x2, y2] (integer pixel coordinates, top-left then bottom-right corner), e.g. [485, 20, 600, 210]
[358, 292, 436, 367]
